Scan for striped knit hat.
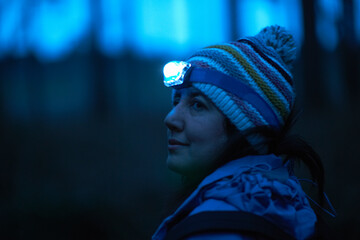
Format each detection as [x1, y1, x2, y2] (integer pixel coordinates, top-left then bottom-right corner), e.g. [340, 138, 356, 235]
[186, 25, 296, 137]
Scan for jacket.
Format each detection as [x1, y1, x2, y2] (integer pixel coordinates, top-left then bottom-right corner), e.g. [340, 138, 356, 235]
[152, 154, 317, 240]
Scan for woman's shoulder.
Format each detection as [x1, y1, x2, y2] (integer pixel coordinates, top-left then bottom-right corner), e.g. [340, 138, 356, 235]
[193, 167, 312, 213]
[191, 166, 317, 239]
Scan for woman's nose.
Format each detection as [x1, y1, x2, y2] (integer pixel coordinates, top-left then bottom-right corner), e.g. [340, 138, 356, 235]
[164, 105, 184, 132]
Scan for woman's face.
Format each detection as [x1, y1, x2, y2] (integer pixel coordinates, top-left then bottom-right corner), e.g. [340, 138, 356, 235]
[164, 86, 229, 176]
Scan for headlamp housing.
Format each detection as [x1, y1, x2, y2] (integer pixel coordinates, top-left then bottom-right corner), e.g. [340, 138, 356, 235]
[163, 61, 192, 87]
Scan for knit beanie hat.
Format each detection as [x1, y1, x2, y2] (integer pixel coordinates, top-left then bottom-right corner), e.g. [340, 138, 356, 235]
[163, 25, 296, 147]
[187, 25, 296, 132]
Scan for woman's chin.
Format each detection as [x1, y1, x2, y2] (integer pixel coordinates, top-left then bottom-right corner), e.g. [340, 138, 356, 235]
[167, 155, 197, 176]
[167, 156, 208, 179]
[167, 156, 186, 174]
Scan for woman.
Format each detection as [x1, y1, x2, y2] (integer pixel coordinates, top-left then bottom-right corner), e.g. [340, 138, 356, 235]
[153, 25, 327, 240]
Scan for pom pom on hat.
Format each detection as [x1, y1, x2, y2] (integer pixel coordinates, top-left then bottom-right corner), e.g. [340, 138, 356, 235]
[255, 25, 296, 69]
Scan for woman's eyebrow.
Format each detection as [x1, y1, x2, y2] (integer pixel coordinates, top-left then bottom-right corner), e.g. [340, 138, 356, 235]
[190, 91, 212, 104]
[189, 91, 204, 98]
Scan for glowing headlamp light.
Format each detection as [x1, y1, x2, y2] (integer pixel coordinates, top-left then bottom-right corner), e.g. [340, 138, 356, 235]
[163, 61, 192, 87]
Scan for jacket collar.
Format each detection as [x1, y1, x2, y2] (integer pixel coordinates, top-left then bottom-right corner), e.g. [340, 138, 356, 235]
[152, 154, 284, 240]
[198, 154, 284, 189]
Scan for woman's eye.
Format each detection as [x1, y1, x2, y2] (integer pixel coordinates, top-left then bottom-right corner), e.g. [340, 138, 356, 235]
[191, 100, 206, 110]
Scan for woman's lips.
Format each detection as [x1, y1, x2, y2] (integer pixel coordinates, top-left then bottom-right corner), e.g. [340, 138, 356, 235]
[168, 138, 189, 150]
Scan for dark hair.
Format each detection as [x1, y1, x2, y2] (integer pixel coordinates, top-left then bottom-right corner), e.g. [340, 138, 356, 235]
[220, 108, 325, 204]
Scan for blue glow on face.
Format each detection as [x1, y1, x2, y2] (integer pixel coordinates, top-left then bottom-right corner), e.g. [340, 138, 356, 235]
[163, 61, 191, 87]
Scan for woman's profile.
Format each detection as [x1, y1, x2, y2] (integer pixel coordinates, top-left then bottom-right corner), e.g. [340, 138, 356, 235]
[153, 25, 333, 240]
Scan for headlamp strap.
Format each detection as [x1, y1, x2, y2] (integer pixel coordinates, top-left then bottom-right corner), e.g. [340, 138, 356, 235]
[189, 68, 280, 129]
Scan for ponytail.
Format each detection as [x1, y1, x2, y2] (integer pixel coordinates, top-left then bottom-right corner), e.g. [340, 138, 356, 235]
[267, 109, 325, 204]
[224, 108, 325, 205]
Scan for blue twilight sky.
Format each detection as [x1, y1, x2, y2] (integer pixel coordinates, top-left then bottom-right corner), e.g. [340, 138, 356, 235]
[1, 0, 356, 62]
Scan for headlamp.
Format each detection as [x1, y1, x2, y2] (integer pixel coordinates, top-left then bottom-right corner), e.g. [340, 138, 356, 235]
[163, 61, 192, 87]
